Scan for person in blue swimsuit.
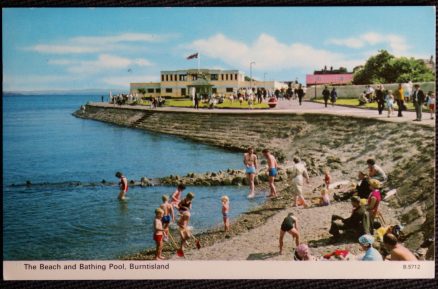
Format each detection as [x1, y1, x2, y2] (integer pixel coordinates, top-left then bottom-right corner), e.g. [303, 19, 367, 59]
[243, 147, 258, 198]
[262, 148, 278, 197]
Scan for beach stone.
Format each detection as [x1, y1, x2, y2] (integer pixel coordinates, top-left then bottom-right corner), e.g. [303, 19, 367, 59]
[402, 216, 426, 236]
[401, 206, 423, 224]
[326, 156, 341, 164]
[231, 176, 243, 185]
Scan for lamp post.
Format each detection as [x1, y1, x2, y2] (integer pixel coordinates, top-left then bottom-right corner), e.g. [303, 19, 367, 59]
[250, 61, 255, 90]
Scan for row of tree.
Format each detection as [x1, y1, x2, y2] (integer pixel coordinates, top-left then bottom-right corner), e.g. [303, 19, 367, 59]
[352, 50, 435, 84]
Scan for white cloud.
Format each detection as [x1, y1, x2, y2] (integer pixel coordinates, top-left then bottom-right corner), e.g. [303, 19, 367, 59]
[102, 75, 159, 87]
[188, 33, 363, 71]
[3, 74, 80, 90]
[26, 32, 176, 54]
[327, 32, 409, 55]
[49, 54, 153, 74]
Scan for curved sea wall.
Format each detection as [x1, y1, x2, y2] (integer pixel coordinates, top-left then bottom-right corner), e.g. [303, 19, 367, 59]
[73, 104, 435, 259]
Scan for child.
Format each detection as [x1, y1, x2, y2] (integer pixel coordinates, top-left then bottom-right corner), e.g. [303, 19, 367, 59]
[178, 192, 195, 213]
[160, 195, 174, 242]
[385, 90, 394, 118]
[426, 91, 435, 120]
[323, 167, 331, 189]
[115, 171, 128, 200]
[171, 184, 186, 207]
[221, 196, 230, 232]
[177, 210, 191, 249]
[153, 208, 165, 260]
[319, 187, 330, 206]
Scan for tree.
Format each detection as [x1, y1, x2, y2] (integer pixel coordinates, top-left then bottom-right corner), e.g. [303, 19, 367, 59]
[353, 50, 435, 84]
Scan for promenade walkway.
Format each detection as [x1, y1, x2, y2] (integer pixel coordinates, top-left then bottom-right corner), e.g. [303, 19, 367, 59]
[88, 99, 435, 127]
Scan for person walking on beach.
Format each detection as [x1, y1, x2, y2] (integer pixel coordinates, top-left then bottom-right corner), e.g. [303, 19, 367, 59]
[394, 83, 405, 117]
[412, 84, 425, 121]
[115, 171, 128, 200]
[194, 93, 200, 109]
[178, 192, 195, 214]
[221, 195, 230, 232]
[262, 149, 278, 197]
[375, 85, 385, 115]
[171, 184, 186, 207]
[153, 208, 165, 260]
[178, 211, 192, 249]
[330, 87, 337, 107]
[322, 86, 330, 108]
[279, 212, 300, 255]
[288, 157, 310, 208]
[243, 147, 258, 198]
[160, 195, 175, 242]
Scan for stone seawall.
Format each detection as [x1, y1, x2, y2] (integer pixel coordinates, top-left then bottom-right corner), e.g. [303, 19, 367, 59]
[73, 104, 435, 259]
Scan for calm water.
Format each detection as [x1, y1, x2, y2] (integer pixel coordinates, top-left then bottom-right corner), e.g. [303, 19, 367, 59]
[3, 95, 262, 260]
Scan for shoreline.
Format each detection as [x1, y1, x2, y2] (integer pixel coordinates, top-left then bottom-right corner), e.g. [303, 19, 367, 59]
[75, 103, 435, 261]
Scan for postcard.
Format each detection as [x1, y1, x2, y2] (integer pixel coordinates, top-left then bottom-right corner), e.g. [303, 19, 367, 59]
[3, 6, 435, 280]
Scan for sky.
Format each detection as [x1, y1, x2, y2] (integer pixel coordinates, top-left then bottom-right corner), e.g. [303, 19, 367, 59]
[3, 7, 436, 92]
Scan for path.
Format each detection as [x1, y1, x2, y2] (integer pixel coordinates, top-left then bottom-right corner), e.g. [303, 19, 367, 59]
[87, 100, 435, 127]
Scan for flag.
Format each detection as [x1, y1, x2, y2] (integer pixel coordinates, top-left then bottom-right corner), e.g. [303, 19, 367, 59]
[186, 52, 199, 60]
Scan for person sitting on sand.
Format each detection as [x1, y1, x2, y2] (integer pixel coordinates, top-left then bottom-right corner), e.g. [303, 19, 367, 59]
[319, 187, 330, 206]
[243, 147, 258, 198]
[358, 234, 383, 261]
[294, 243, 314, 261]
[178, 211, 192, 249]
[288, 157, 310, 208]
[329, 196, 370, 241]
[367, 159, 387, 183]
[178, 192, 195, 213]
[115, 171, 128, 200]
[279, 212, 300, 255]
[160, 195, 175, 242]
[153, 208, 165, 260]
[171, 184, 186, 207]
[383, 233, 417, 261]
[367, 179, 382, 234]
[221, 195, 230, 232]
[262, 149, 278, 197]
[333, 171, 371, 202]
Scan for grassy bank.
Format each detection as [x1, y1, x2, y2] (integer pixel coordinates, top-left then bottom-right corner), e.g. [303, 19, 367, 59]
[313, 98, 431, 112]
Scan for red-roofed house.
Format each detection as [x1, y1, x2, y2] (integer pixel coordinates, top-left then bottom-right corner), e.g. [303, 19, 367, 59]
[306, 73, 353, 86]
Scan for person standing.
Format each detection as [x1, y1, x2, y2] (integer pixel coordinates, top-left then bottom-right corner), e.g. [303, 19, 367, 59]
[194, 93, 200, 109]
[385, 90, 395, 118]
[330, 87, 337, 107]
[288, 157, 310, 208]
[279, 212, 300, 255]
[262, 149, 278, 198]
[243, 147, 258, 198]
[412, 84, 425, 121]
[367, 179, 382, 233]
[296, 84, 305, 106]
[394, 83, 405, 117]
[426, 91, 435, 120]
[375, 85, 385, 115]
[322, 86, 330, 108]
[115, 171, 128, 200]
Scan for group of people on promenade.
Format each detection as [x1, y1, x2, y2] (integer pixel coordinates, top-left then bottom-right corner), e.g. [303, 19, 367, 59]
[115, 147, 417, 261]
[358, 83, 435, 120]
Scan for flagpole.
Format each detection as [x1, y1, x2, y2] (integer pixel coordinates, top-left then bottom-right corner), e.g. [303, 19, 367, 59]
[197, 52, 200, 73]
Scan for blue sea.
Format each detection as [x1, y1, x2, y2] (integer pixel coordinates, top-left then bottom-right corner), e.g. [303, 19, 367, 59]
[3, 94, 263, 260]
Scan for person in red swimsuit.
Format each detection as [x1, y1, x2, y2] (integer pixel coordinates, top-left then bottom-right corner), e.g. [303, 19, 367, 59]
[153, 208, 165, 260]
[115, 171, 128, 200]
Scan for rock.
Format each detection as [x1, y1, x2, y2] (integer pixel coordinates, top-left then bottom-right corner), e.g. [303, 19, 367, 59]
[140, 177, 152, 187]
[26, 180, 32, 186]
[222, 178, 232, 186]
[401, 206, 423, 224]
[129, 180, 135, 185]
[211, 172, 217, 177]
[326, 156, 341, 164]
[402, 216, 426, 236]
[101, 179, 106, 184]
[242, 177, 249, 186]
[231, 176, 243, 185]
